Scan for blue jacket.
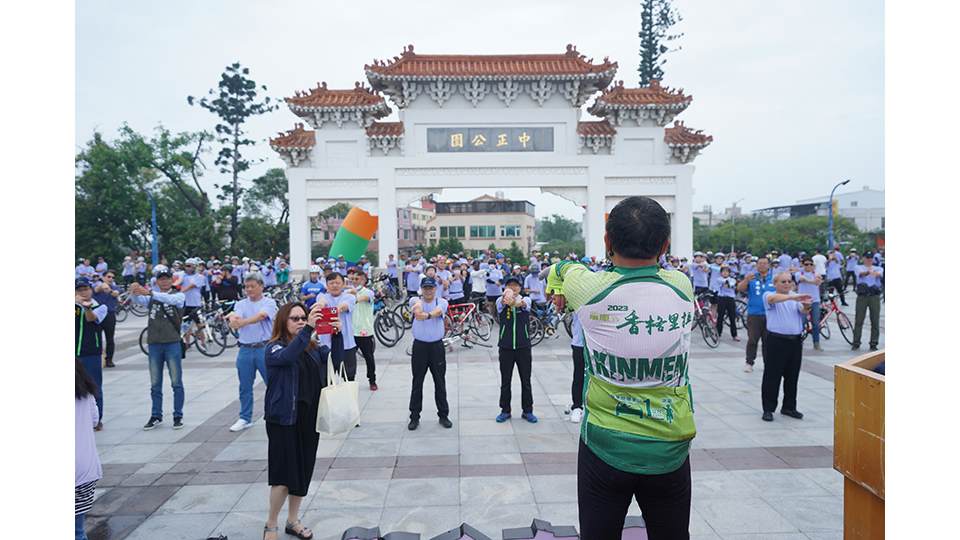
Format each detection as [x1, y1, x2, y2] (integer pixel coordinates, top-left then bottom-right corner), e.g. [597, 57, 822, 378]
[264, 326, 329, 426]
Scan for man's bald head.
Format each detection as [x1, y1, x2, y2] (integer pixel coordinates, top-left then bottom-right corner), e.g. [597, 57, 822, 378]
[773, 271, 795, 293]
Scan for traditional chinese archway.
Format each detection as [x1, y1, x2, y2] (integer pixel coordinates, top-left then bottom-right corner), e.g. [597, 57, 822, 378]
[271, 44, 712, 270]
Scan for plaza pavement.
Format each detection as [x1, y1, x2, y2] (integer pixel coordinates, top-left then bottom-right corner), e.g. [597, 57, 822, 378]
[84, 298, 883, 540]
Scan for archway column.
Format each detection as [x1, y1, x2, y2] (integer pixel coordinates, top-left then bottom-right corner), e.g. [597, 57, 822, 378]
[377, 175, 399, 265]
[586, 179, 605, 258]
[287, 168, 311, 271]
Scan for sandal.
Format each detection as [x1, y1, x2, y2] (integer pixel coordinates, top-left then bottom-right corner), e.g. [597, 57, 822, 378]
[263, 524, 279, 540]
[285, 520, 313, 540]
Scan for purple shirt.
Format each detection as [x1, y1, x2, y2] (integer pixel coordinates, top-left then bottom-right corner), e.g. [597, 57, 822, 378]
[856, 265, 883, 288]
[691, 262, 709, 287]
[235, 296, 277, 344]
[317, 292, 357, 350]
[795, 271, 820, 299]
[410, 296, 448, 342]
[763, 292, 805, 335]
[778, 254, 793, 269]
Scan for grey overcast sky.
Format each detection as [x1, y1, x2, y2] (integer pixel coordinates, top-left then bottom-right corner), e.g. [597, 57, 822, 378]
[76, 0, 883, 221]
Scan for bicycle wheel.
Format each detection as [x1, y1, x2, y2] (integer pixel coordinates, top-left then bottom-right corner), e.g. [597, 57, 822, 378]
[131, 302, 148, 317]
[374, 312, 401, 347]
[470, 312, 494, 341]
[563, 314, 573, 338]
[115, 305, 129, 323]
[212, 318, 239, 348]
[735, 300, 747, 330]
[393, 302, 413, 330]
[700, 319, 720, 348]
[528, 316, 545, 347]
[195, 324, 225, 357]
[836, 311, 854, 345]
[139, 327, 149, 356]
[819, 318, 832, 340]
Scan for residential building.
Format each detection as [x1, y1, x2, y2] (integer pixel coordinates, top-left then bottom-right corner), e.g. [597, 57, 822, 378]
[426, 194, 536, 255]
[752, 186, 885, 231]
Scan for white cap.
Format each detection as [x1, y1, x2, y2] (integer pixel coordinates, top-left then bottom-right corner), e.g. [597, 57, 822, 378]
[309, 265, 321, 273]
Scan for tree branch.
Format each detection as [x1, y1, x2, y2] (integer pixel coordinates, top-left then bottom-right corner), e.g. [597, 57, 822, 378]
[150, 161, 206, 217]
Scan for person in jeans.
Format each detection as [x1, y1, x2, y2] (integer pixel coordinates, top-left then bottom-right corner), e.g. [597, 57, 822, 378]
[75, 360, 103, 540]
[715, 266, 740, 342]
[130, 265, 186, 430]
[228, 272, 277, 432]
[348, 269, 378, 391]
[76, 277, 107, 430]
[93, 270, 121, 368]
[852, 252, 884, 351]
[761, 272, 813, 421]
[495, 276, 537, 424]
[408, 277, 452, 431]
[795, 258, 824, 351]
[263, 302, 330, 540]
[737, 256, 774, 373]
[544, 196, 696, 539]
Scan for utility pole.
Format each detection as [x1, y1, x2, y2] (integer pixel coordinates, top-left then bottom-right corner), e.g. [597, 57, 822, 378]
[147, 192, 159, 266]
[828, 179, 851, 251]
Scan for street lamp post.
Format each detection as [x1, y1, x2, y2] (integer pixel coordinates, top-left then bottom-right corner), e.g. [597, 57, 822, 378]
[730, 198, 745, 253]
[147, 192, 159, 266]
[827, 179, 851, 252]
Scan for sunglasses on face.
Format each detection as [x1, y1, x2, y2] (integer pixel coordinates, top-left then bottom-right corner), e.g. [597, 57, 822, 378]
[288, 315, 308, 322]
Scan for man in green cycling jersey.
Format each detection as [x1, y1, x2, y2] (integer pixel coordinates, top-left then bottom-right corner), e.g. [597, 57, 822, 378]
[546, 196, 696, 539]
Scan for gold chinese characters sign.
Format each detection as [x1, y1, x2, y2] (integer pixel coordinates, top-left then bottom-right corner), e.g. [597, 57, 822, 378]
[426, 127, 554, 153]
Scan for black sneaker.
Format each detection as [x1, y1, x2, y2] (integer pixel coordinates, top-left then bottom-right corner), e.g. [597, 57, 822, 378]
[439, 417, 453, 429]
[143, 417, 162, 430]
[173, 417, 184, 430]
[761, 412, 774, 422]
[781, 410, 804, 420]
[408, 419, 419, 431]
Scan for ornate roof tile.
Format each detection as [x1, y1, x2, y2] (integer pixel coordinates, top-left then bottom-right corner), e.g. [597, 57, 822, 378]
[592, 79, 692, 108]
[576, 119, 616, 136]
[664, 120, 713, 148]
[286, 81, 388, 110]
[365, 44, 617, 79]
[365, 121, 404, 137]
[269, 123, 315, 149]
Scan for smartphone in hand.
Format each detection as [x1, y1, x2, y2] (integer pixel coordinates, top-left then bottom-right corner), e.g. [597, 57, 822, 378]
[315, 307, 340, 335]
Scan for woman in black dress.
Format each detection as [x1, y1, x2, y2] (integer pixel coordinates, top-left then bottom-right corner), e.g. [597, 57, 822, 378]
[262, 302, 330, 540]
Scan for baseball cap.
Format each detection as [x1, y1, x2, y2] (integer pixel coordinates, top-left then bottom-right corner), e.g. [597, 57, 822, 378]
[153, 264, 172, 277]
[309, 265, 321, 273]
[504, 275, 521, 286]
[496, 253, 504, 259]
[75, 277, 92, 289]
[420, 277, 437, 288]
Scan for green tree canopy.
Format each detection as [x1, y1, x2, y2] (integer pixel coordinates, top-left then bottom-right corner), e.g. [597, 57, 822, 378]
[244, 167, 288, 225]
[536, 214, 582, 243]
[637, 0, 684, 85]
[693, 215, 871, 255]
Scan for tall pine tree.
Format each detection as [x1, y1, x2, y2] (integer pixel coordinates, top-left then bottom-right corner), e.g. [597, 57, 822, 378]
[637, 0, 684, 86]
[189, 63, 278, 249]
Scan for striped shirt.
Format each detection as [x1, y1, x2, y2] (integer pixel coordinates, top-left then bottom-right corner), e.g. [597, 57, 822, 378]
[75, 480, 96, 515]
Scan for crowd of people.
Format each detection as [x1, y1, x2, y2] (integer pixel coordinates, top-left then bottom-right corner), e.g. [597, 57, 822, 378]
[75, 222, 885, 539]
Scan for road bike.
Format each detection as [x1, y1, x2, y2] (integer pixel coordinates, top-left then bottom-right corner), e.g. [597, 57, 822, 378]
[139, 308, 228, 358]
[691, 293, 720, 348]
[802, 292, 853, 345]
[529, 301, 573, 346]
[373, 288, 406, 347]
[114, 289, 147, 322]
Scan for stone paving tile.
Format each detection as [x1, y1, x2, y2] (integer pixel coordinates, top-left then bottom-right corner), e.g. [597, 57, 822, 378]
[385, 477, 460, 507]
[325, 466, 398, 480]
[153, 472, 197, 486]
[459, 463, 528, 477]
[522, 452, 578, 464]
[88, 485, 181, 517]
[331, 456, 397, 469]
[299, 507, 385, 540]
[396, 454, 459, 467]
[730, 469, 833, 498]
[459, 452, 523, 465]
[461, 503, 541, 537]
[460, 475, 535, 507]
[338, 437, 403, 457]
[85, 513, 148, 540]
[154, 483, 249, 514]
[529, 474, 578, 503]
[124, 512, 226, 540]
[524, 462, 578, 476]
[460, 434, 520, 454]
[188, 470, 261, 485]
[392, 465, 461, 479]
[764, 496, 844, 533]
[379, 505, 462, 538]
[694, 497, 799, 535]
[309, 479, 390, 509]
[119, 473, 164, 487]
[398, 436, 459, 456]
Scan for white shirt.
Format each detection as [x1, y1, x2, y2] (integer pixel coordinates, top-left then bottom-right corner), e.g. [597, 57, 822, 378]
[812, 253, 827, 276]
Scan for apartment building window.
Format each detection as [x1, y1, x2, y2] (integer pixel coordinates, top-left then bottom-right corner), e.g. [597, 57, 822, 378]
[500, 224, 521, 237]
[850, 201, 858, 207]
[323, 231, 330, 240]
[470, 225, 496, 238]
[441, 226, 465, 238]
[404, 230, 409, 239]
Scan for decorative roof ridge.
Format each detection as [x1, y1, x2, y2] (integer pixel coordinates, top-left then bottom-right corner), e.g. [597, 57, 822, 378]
[576, 118, 617, 136]
[269, 123, 315, 149]
[664, 120, 713, 147]
[286, 81, 387, 109]
[365, 121, 404, 137]
[594, 79, 692, 106]
[364, 43, 618, 76]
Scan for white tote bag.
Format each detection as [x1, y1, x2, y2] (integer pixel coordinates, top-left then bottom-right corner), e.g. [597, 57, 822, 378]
[316, 357, 360, 435]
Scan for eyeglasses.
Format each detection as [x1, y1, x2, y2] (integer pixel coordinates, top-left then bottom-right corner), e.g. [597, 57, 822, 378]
[288, 316, 308, 322]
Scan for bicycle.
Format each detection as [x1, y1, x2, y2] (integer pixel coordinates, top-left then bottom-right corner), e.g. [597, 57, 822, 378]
[115, 289, 147, 322]
[691, 293, 720, 348]
[443, 301, 493, 349]
[373, 288, 406, 347]
[530, 301, 573, 343]
[139, 310, 226, 357]
[803, 292, 853, 345]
